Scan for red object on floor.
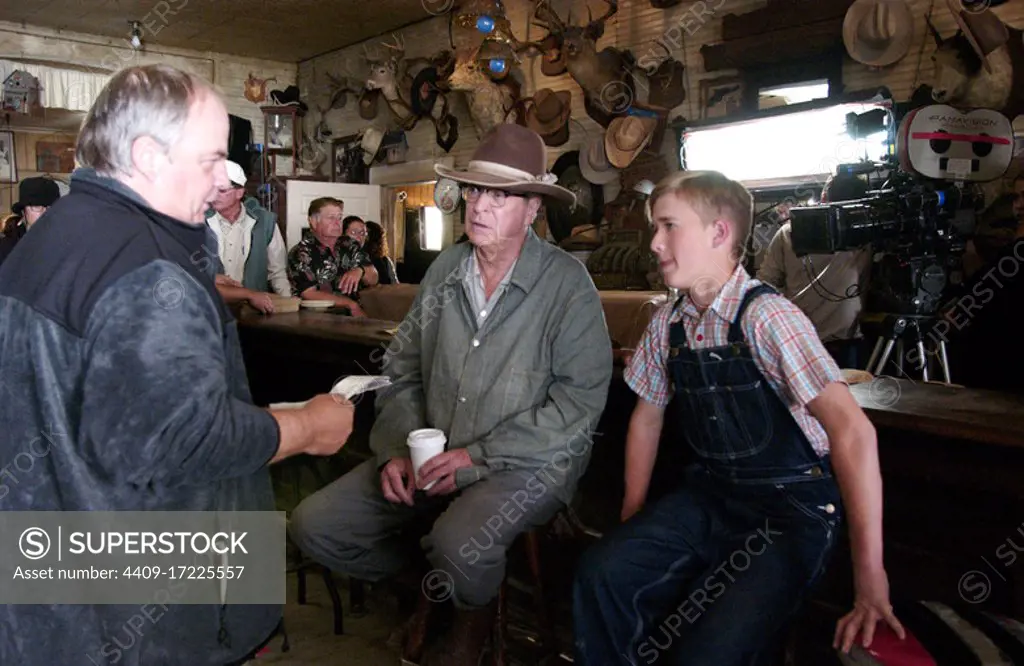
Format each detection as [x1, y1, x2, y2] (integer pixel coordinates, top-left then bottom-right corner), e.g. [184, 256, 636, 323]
[860, 623, 937, 666]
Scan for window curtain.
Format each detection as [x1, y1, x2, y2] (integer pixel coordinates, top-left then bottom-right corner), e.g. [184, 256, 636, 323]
[0, 60, 110, 112]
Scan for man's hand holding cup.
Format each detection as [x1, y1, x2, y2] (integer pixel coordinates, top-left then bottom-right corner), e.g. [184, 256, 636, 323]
[417, 449, 472, 496]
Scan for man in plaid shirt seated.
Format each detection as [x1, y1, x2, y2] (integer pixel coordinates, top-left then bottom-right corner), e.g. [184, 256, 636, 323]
[572, 171, 905, 665]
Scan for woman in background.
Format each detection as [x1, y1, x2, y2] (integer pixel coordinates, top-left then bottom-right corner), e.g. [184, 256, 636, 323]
[364, 220, 399, 285]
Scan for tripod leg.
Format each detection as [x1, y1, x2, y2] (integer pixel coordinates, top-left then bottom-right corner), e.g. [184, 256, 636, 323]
[895, 340, 905, 376]
[938, 341, 952, 385]
[912, 321, 928, 382]
[867, 337, 885, 374]
[874, 339, 896, 376]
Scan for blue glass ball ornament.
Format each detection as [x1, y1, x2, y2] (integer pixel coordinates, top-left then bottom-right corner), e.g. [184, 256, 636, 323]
[489, 58, 507, 74]
[477, 15, 495, 33]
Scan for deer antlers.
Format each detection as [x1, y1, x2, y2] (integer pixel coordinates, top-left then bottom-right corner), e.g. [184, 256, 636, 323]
[584, 0, 617, 41]
[533, 0, 566, 36]
[381, 33, 406, 60]
[532, 0, 617, 41]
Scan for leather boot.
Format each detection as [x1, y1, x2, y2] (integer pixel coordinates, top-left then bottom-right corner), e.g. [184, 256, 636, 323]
[397, 591, 434, 663]
[424, 601, 497, 666]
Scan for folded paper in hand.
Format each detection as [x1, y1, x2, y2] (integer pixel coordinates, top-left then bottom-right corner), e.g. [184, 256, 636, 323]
[269, 376, 392, 410]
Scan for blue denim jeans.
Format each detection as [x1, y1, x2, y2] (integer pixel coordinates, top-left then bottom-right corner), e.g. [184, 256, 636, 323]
[572, 466, 841, 666]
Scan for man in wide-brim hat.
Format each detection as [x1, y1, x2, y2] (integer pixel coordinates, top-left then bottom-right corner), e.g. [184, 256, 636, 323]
[289, 122, 613, 666]
[0, 176, 61, 268]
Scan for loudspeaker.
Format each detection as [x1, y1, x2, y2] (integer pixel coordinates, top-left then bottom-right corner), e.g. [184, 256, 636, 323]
[227, 114, 254, 176]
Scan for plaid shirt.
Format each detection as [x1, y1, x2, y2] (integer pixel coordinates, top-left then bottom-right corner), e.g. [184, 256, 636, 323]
[624, 264, 843, 456]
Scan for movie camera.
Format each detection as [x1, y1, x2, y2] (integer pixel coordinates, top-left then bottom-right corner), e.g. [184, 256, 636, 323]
[788, 104, 1014, 381]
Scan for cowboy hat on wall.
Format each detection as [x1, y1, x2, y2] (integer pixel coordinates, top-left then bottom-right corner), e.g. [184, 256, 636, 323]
[579, 131, 621, 185]
[843, 0, 914, 67]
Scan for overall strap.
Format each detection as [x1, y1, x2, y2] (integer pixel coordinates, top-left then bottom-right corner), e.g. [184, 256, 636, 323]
[667, 293, 689, 349]
[727, 283, 777, 343]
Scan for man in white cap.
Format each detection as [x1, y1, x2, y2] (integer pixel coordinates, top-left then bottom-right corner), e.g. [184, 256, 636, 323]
[205, 160, 291, 313]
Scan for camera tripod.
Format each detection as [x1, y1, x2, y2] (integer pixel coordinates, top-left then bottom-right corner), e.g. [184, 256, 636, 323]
[865, 313, 952, 384]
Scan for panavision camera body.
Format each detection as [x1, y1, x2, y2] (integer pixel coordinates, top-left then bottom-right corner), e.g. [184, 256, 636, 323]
[789, 104, 1013, 316]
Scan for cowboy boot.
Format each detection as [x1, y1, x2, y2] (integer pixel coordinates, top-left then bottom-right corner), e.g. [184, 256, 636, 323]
[424, 601, 497, 666]
[396, 591, 434, 663]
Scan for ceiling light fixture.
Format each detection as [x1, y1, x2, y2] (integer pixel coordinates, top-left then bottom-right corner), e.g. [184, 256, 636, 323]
[128, 21, 142, 50]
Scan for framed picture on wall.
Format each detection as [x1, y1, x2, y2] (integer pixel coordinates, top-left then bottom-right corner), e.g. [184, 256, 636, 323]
[331, 134, 368, 184]
[0, 131, 16, 183]
[700, 77, 745, 120]
[35, 141, 76, 173]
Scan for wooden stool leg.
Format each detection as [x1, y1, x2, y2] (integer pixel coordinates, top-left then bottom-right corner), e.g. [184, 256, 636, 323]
[320, 567, 345, 635]
[297, 565, 307, 605]
[493, 581, 507, 666]
[350, 578, 367, 617]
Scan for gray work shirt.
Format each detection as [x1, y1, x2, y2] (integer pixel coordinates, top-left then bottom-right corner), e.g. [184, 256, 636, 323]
[463, 251, 517, 329]
[369, 228, 614, 502]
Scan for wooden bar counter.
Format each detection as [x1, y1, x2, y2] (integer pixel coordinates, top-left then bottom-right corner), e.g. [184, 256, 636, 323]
[237, 308, 1024, 621]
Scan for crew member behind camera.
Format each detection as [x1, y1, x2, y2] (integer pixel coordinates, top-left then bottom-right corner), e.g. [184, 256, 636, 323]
[758, 172, 873, 369]
[0, 64, 355, 665]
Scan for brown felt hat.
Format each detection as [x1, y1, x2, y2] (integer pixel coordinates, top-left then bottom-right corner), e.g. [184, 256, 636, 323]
[945, 0, 1009, 74]
[434, 123, 576, 204]
[526, 89, 572, 147]
[540, 34, 567, 77]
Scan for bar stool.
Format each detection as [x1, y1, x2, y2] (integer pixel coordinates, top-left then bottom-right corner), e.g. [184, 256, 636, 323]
[401, 523, 556, 666]
[281, 454, 368, 636]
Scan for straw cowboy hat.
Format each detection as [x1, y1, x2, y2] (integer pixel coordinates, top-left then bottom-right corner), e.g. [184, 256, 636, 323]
[579, 131, 620, 185]
[945, 0, 1010, 74]
[843, 0, 914, 67]
[605, 115, 658, 169]
[435, 123, 576, 205]
[360, 127, 385, 166]
[525, 89, 572, 147]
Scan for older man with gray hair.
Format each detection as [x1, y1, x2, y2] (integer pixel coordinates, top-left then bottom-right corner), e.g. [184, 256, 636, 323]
[0, 65, 354, 665]
[290, 123, 614, 665]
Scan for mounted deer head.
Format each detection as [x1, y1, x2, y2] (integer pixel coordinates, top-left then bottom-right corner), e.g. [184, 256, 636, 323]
[534, 0, 617, 62]
[532, 0, 634, 126]
[363, 33, 406, 99]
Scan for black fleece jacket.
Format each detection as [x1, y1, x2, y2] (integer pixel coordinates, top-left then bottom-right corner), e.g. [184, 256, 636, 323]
[0, 169, 282, 665]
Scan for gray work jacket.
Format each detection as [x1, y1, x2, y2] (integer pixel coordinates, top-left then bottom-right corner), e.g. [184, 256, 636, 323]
[369, 228, 613, 503]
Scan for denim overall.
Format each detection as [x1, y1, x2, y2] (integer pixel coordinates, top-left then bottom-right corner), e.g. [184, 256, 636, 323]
[574, 285, 842, 666]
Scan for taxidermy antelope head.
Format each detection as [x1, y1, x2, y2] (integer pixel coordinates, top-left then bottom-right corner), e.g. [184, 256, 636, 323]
[925, 15, 1018, 118]
[532, 0, 635, 123]
[447, 47, 520, 138]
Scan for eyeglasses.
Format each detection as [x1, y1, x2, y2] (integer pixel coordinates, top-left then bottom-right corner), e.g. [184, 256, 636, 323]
[462, 186, 524, 209]
[347, 228, 368, 238]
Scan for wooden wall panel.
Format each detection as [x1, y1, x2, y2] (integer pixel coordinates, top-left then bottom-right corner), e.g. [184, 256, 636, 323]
[0, 21, 297, 167]
[298, 0, 1024, 179]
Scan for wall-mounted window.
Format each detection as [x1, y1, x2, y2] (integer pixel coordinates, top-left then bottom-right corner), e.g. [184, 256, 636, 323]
[420, 206, 444, 251]
[682, 98, 891, 190]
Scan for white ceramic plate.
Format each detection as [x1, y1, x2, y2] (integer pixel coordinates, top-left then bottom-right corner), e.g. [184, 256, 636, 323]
[300, 300, 334, 309]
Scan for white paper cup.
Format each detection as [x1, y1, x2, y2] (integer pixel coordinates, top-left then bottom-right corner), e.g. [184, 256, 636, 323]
[407, 428, 447, 491]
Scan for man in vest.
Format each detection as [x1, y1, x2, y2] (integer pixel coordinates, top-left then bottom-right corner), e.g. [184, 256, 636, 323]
[206, 160, 290, 312]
